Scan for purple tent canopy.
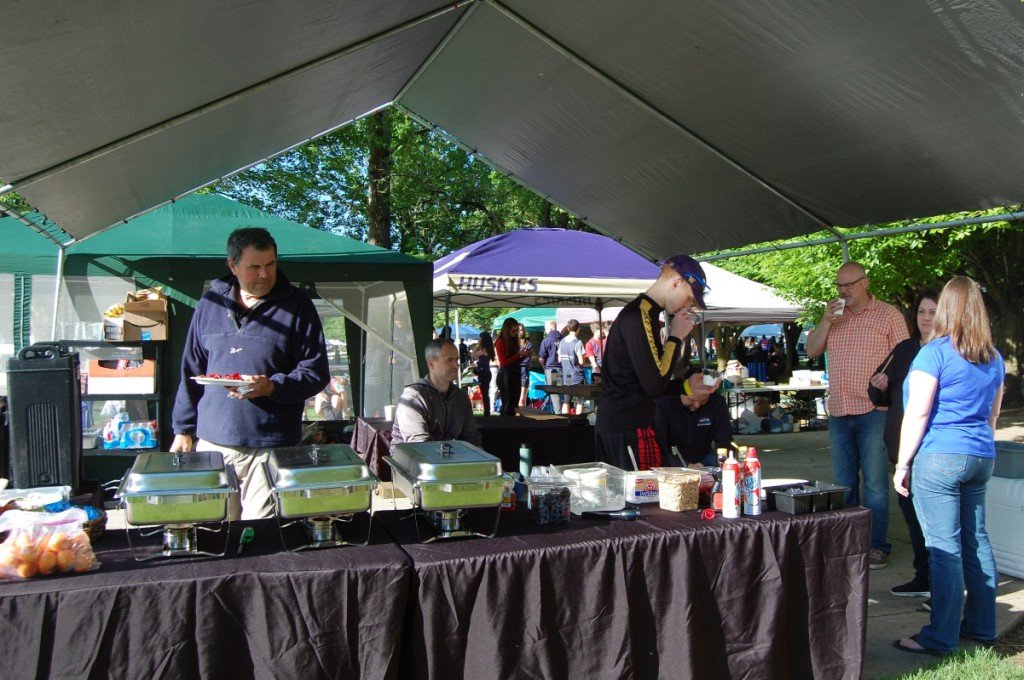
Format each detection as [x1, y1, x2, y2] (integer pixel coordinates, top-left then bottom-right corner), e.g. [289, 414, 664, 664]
[433, 228, 658, 308]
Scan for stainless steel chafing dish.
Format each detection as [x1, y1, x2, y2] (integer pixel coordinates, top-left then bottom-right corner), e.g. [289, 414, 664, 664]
[262, 444, 378, 550]
[116, 451, 238, 560]
[384, 440, 506, 541]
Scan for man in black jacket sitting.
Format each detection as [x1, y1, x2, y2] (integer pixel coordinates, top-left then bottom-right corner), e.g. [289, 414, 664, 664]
[654, 370, 734, 467]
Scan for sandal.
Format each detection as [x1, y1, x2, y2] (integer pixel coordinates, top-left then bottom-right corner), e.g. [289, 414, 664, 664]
[893, 634, 944, 658]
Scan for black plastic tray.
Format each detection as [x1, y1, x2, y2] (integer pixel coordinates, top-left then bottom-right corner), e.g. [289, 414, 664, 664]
[772, 481, 849, 515]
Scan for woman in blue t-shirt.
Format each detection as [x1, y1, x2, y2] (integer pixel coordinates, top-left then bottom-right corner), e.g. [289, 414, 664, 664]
[892, 277, 1005, 656]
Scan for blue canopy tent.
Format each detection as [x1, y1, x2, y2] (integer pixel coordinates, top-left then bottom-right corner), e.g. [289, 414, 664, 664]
[436, 324, 483, 341]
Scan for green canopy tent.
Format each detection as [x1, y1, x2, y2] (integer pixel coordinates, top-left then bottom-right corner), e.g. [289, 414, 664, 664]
[491, 308, 559, 334]
[0, 194, 433, 424]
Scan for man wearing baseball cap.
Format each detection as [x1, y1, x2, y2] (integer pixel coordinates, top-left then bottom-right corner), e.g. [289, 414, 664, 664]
[595, 254, 713, 470]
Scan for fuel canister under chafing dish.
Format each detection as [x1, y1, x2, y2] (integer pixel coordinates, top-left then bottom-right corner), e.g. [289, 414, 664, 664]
[264, 444, 378, 519]
[117, 451, 238, 525]
[385, 440, 504, 511]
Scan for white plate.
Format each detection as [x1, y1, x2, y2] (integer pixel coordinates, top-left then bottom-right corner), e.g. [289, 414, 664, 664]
[192, 376, 255, 387]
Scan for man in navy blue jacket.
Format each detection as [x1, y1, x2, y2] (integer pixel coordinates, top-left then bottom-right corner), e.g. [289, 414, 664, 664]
[171, 227, 329, 519]
[537, 319, 563, 413]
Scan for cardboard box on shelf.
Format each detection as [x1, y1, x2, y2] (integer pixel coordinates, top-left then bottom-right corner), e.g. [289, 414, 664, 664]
[123, 291, 168, 341]
[85, 359, 156, 395]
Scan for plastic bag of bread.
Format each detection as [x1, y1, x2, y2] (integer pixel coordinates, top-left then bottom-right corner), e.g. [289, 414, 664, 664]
[0, 508, 100, 579]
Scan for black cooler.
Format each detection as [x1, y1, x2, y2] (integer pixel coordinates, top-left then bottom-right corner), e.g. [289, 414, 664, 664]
[6, 342, 82, 491]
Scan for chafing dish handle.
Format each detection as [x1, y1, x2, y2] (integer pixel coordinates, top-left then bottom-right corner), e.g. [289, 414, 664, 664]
[438, 481, 494, 493]
[113, 470, 131, 501]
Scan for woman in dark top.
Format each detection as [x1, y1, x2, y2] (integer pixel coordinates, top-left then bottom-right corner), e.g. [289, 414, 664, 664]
[473, 332, 496, 416]
[517, 323, 534, 408]
[495, 318, 530, 416]
[868, 289, 938, 599]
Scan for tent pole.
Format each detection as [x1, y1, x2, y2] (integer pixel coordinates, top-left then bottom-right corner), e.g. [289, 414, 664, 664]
[50, 244, 66, 340]
[455, 308, 462, 388]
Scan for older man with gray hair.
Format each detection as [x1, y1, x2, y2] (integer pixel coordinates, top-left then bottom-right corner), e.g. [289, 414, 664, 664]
[391, 339, 482, 449]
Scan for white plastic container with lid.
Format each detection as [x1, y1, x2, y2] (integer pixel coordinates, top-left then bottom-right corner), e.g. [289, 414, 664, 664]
[624, 470, 659, 504]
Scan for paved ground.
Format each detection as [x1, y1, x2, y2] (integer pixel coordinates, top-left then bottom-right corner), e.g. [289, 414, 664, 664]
[735, 408, 1024, 679]
[108, 408, 1024, 679]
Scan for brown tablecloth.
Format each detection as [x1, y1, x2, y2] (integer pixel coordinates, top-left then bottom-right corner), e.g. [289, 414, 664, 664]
[378, 505, 869, 680]
[352, 416, 394, 481]
[0, 517, 411, 679]
[352, 416, 596, 479]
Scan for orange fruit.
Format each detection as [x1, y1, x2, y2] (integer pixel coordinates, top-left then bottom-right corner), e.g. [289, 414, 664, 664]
[0, 545, 19, 568]
[16, 561, 38, 578]
[56, 549, 75, 572]
[71, 532, 91, 549]
[37, 551, 58, 576]
[73, 556, 93, 573]
[47, 532, 71, 553]
[19, 545, 39, 564]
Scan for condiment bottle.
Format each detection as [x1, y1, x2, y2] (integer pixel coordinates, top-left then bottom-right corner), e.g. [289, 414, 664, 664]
[742, 447, 763, 516]
[501, 476, 517, 512]
[722, 453, 741, 518]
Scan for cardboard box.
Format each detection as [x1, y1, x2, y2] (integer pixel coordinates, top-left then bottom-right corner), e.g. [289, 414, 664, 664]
[85, 359, 156, 395]
[123, 297, 168, 341]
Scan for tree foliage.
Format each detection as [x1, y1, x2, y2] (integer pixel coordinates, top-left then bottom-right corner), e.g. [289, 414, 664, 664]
[712, 209, 1024, 403]
[215, 109, 586, 261]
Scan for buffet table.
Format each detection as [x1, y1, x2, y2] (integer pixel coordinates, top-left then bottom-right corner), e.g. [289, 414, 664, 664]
[378, 505, 869, 680]
[726, 384, 829, 420]
[0, 517, 412, 680]
[352, 416, 595, 477]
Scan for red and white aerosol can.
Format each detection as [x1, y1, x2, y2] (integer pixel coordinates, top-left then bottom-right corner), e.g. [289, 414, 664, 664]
[722, 452, 742, 518]
[743, 447, 763, 516]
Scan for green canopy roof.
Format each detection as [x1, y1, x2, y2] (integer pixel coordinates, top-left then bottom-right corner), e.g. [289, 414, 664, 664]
[492, 308, 559, 333]
[0, 213, 62, 275]
[66, 193, 411, 263]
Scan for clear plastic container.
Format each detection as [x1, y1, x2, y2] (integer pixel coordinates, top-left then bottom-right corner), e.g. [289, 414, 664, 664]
[653, 467, 702, 512]
[553, 463, 627, 513]
[529, 480, 572, 525]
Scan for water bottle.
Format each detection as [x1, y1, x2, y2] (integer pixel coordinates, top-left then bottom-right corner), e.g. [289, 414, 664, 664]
[519, 443, 532, 478]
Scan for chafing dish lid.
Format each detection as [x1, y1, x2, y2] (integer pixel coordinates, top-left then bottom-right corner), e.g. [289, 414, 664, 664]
[266, 445, 371, 489]
[123, 451, 230, 494]
[389, 441, 502, 481]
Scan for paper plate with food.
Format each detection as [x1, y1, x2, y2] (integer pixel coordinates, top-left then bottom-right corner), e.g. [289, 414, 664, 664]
[191, 372, 256, 388]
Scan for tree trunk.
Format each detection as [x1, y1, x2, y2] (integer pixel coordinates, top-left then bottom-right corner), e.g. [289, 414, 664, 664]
[366, 110, 393, 249]
[783, 322, 802, 376]
[715, 325, 741, 372]
[540, 200, 553, 227]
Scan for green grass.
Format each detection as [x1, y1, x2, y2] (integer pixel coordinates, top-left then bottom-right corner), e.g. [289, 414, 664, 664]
[879, 647, 1024, 679]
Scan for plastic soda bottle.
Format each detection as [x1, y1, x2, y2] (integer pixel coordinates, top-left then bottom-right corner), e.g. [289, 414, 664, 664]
[743, 447, 763, 516]
[722, 453, 741, 518]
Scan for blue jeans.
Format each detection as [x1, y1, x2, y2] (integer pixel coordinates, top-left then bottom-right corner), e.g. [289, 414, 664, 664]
[912, 452, 997, 651]
[829, 410, 890, 553]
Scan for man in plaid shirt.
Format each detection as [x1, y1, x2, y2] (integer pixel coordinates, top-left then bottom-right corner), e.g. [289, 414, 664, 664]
[806, 262, 908, 570]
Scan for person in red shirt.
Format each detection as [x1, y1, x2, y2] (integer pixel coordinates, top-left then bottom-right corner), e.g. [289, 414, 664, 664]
[584, 321, 606, 377]
[494, 317, 531, 416]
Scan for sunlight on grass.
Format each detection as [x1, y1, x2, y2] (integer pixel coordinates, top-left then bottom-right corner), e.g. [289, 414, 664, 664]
[881, 647, 1024, 679]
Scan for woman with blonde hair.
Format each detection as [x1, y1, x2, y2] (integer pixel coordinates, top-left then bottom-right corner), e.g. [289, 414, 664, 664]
[893, 276, 1005, 656]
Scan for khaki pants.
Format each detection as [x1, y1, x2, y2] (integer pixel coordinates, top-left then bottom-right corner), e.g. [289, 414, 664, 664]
[196, 440, 275, 520]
